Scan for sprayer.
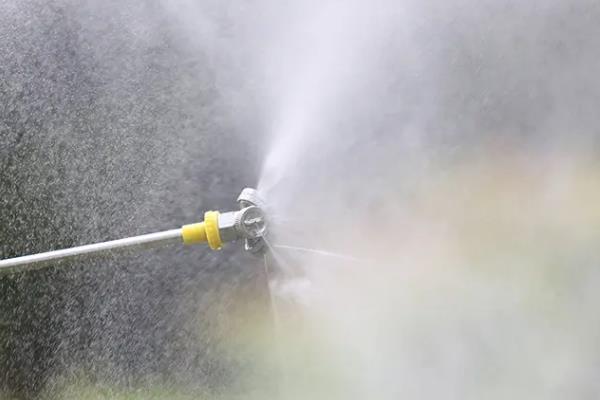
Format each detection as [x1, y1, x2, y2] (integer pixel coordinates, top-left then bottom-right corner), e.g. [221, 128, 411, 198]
[0, 188, 267, 273]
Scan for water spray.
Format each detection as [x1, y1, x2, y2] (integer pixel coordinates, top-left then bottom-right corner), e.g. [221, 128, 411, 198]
[0, 188, 267, 273]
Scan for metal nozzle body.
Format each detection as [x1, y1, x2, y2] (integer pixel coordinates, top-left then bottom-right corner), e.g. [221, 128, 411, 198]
[235, 188, 267, 253]
[237, 187, 266, 209]
[218, 206, 267, 243]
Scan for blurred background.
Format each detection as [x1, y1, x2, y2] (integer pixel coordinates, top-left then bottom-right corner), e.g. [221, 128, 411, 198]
[1, 0, 600, 399]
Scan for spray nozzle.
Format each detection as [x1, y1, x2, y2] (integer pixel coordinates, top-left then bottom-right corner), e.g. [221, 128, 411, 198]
[216, 188, 267, 253]
[235, 188, 268, 253]
[0, 187, 268, 273]
[181, 188, 267, 254]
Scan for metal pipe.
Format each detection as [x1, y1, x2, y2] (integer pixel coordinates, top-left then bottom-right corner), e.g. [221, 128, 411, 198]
[0, 228, 182, 273]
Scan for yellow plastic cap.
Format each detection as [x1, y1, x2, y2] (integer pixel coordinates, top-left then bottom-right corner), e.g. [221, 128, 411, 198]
[203, 211, 223, 250]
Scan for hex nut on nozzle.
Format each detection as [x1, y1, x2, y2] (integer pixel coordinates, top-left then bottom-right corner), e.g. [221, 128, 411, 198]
[217, 211, 239, 243]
